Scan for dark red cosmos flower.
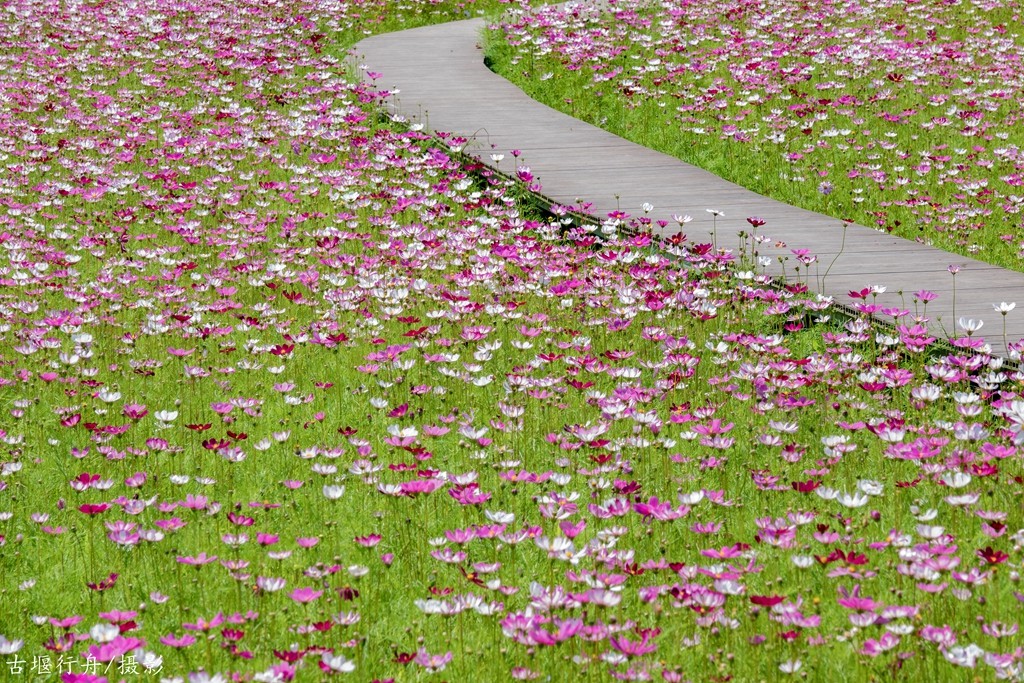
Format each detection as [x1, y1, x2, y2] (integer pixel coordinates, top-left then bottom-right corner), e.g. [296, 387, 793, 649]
[78, 503, 110, 515]
[273, 648, 307, 663]
[87, 573, 118, 591]
[459, 566, 485, 586]
[221, 628, 244, 642]
[791, 479, 821, 493]
[816, 549, 868, 566]
[665, 231, 687, 246]
[622, 562, 646, 577]
[971, 462, 998, 477]
[978, 547, 1009, 565]
[749, 595, 785, 607]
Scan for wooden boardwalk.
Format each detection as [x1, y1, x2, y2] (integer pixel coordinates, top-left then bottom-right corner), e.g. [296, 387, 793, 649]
[353, 15, 1024, 356]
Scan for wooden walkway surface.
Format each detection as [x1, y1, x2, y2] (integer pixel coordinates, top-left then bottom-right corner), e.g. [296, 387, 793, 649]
[353, 14, 1024, 356]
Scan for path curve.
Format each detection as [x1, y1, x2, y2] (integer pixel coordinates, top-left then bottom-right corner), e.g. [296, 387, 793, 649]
[353, 8, 1024, 357]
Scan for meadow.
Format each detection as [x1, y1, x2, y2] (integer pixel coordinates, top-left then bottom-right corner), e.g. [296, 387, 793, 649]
[486, 0, 1024, 270]
[0, 0, 1023, 682]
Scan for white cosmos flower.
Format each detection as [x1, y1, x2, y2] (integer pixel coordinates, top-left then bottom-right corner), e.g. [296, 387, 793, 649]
[779, 660, 802, 674]
[485, 510, 514, 524]
[387, 424, 418, 438]
[97, 388, 121, 403]
[0, 635, 24, 654]
[944, 644, 985, 668]
[945, 493, 980, 506]
[90, 623, 120, 643]
[192, 672, 227, 683]
[134, 648, 163, 671]
[791, 555, 814, 569]
[678, 491, 705, 505]
[414, 599, 449, 615]
[475, 601, 504, 615]
[941, 471, 972, 488]
[957, 317, 983, 334]
[321, 653, 355, 673]
[857, 480, 884, 496]
[916, 524, 945, 539]
[911, 506, 938, 522]
[838, 491, 869, 508]
[993, 302, 1016, 314]
[154, 410, 178, 422]
[815, 486, 838, 500]
[323, 485, 345, 500]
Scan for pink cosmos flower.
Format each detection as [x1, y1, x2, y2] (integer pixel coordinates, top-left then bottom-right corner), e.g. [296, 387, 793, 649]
[160, 633, 197, 648]
[290, 587, 323, 604]
[414, 649, 453, 672]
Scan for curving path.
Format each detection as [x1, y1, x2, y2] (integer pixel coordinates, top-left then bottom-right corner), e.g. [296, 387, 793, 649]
[353, 8, 1024, 357]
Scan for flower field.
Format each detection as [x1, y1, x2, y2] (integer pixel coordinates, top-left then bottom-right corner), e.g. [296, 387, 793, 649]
[1, 0, 1024, 682]
[487, 0, 1024, 270]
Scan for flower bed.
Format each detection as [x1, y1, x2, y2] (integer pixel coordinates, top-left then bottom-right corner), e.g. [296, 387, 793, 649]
[0, 1, 1022, 682]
